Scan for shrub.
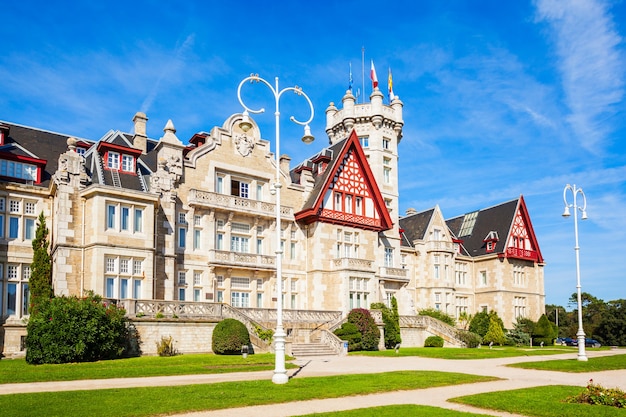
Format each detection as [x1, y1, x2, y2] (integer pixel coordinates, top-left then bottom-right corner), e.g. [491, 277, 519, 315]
[456, 330, 482, 348]
[347, 308, 380, 351]
[156, 335, 179, 357]
[26, 292, 129, 364]
[567, 379, 626, 408]
[334, 322, 362, 351]
[424, 335, 444, 347]
[532, 314, 556, 346]
[212, 318, 250, 355]
[469, 310, 504, 337]
[371, 298, 402, 350]
[483, 315, 507, 346]
[419, 308, 455, 326]
[254, 324, 274, 342]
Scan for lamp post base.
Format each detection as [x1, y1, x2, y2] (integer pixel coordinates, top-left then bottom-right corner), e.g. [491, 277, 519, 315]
[272, 328, 289, 384]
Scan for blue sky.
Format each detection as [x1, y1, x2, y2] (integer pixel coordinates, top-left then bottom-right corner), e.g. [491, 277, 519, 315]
[1, 0, 625, 308]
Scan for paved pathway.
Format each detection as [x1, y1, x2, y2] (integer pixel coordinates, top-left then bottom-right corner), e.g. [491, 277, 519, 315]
[2, 349, 625, 416]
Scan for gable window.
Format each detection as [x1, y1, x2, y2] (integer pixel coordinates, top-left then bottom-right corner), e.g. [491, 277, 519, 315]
[107, 152, 120, 170]
[334, 192, 342, 211]
[121, 155, 134, 172]
[231, 179, 249, 198]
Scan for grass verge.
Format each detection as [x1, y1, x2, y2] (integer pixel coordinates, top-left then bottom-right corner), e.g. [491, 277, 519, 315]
[0, 371, 497, 417]
[301, 404, 495, 416]
[0, 353, 296, 384]
[352, 345, 577, 359]
[508, 353, 626, 372]
[451, 385, 626, 417]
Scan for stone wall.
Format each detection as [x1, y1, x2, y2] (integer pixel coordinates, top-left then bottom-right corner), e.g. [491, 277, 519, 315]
[132, 319, 218, 355]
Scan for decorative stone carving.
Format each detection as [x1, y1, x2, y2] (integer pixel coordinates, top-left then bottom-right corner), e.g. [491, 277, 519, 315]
[234, 133, 254, 157]
[52, 137, 90, 188]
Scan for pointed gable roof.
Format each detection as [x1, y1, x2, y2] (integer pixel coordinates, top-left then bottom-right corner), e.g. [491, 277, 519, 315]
[294, 130, 392, 231]
[446, 195, 544, 263]
[399, 208, 435, 247]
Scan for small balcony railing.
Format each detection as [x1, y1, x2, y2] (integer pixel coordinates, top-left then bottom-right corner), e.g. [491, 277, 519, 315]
[188, 189, 294, 220]
[208, 249, 276, 271]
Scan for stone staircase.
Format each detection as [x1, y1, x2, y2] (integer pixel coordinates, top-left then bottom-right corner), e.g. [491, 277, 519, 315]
[291, 342, 339, 357]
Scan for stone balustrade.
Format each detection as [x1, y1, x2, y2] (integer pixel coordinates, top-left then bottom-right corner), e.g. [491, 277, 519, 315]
[188, 189, 294, 220]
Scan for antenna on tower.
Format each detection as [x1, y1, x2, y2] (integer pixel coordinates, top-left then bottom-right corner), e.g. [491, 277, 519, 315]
[361, 46, 365, 104]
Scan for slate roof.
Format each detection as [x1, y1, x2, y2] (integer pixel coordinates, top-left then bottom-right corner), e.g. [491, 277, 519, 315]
[446, 198, 519, 258]
[0, 121, 96, 188]
[399, 208, 435, 247]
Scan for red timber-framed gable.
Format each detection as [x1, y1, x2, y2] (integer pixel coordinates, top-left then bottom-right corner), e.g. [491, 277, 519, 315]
[502, 196, 544, 263]
[295, 130, 392, 231]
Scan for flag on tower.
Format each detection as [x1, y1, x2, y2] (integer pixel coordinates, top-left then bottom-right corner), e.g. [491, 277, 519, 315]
[370, 60, 379, 89]
[348, 62, 353, 91]
[388, 67, 395, 102]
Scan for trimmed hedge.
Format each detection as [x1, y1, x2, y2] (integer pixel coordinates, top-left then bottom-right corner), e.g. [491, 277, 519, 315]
[212, 318, 250, 355]
[424, 335, 444, 347]
[334, 322, 362, 351]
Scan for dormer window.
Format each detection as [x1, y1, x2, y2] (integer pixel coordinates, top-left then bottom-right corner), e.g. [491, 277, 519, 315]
[122, 155, 134, 172]
[484, 231, 499, 253]
[107, 152, 120, 170]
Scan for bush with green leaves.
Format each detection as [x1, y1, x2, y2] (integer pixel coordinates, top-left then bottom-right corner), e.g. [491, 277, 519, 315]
[25, 292, 129, 364]
[469, 310, 505, 337]
[371, 298, 402, 349]
[532, 314, 557, 346]
[567, 379, 626, 408]
[156, 335, 178, 357]
[346, 308, 380, 351]
[334, 322, 362, 351]
[212, 318, 250, 355]
[418, 308, 456, 326]
[456, 329, 482, 348]
[424, 335, 444, 347]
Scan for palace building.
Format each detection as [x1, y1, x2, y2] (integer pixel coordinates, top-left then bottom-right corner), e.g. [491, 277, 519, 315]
[0, 85, 545, 355]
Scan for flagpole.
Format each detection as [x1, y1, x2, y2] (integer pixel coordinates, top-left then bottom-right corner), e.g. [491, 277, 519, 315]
[361, 46, 365, 104]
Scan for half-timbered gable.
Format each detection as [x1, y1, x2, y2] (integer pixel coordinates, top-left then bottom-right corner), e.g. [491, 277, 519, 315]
[294, 130, 392, 232]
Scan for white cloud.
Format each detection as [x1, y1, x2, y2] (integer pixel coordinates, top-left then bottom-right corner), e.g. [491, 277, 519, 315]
[534, 0, 625, 152]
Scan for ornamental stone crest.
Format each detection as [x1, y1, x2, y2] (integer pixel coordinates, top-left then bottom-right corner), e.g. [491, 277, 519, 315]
[234, 133, 254, 157]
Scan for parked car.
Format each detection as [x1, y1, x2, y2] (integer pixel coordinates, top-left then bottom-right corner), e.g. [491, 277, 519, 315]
[585, 339, 601, 348]
[557, 337, 577, 346]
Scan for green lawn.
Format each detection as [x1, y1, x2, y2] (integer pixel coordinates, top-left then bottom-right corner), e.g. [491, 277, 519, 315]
[352, 345, 577, 359]
[451, 385, 626, 417]
[509, 353, 626, 372]
[0, 371, 497, 417]
[0, 353, 295, 384]
[302, 405, 495, 416]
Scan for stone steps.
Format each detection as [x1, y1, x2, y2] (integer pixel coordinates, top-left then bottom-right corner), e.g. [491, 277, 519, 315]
[291, 342, 338, 357]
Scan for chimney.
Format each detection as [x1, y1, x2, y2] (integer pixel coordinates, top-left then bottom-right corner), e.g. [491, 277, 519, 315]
[132, 112, 148, 154]
[279, 154, 291, 177]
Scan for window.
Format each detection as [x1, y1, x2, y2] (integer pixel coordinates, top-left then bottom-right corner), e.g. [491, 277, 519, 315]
[8, 217, 18, 238]
[256, 184, 263, 201]
[384, 247, 393, 267]
[134, 209, 143, 233]
[455, 262, 467, 286]
[480, 270, 487, 286]
[121, 207, 130, 231]
[216, 233, 224, 250]
[382, 138, 390, 150]
[231, 179, 249, 198]
[194, 289, 201, 302]
[514, 297, 526, 318]
[256, 293, 263, 308]
[383, 158, 391, 184]
[194, 215, 201, 226]
[107, 152, 120, 170]
[0, 160, 38, 181]
[455, 296, 469, 318]
[178, 227, 187, 248]
[231, 236, 249, 253]
[216, 175, 224, 194]
[2, 263, 31, 317]
[231, 277, 250, 289]
[513, 265, 525, 286]
[178, 271, 186, 285]
[231, 292, 250, 308]
[349, 277, 369, 309]
[355, 197, 363, 215]
[193, 271, 202, 286]
[107, 205, 116, 229]
[121, 155, 134, 172]
[334, 192, 342, 211]
[178, 212, 187, 224]
[179, 288, 186, 301]
[359, 136, 369, 148]
[104, 256, 144, 299]
[194, 229, 201, 250]
[434, 255, 440, 279]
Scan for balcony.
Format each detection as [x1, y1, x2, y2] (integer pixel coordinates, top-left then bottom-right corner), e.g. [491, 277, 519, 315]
[379, 266, 409, 282]
[208, 249, 276, 271]
[505, 247, 539, 262]
[332, 257, 374, 272]
[426, 240, 456, 254]
[188, 189, 294, 220]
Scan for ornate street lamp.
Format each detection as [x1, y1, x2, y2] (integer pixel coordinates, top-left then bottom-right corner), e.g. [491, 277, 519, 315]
[237, 74, 314, 384]
[562, 184, 588, 361]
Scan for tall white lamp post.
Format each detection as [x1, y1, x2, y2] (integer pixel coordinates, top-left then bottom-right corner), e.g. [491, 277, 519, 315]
[237, 74, 314, 384]
[562, 184, 588, 361]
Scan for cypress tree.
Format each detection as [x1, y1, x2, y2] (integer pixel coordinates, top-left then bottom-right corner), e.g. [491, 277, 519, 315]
[30, 212, 53, 309]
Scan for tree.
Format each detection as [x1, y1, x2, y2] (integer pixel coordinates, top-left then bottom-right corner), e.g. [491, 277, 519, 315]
[347, 308, 380, 351]
[483, 315, 507, 345]
[506, 320, 531, 346]
[469, 311, 504, 337]
[568, 292, 606, 338]
[532, 314, 556, 345]
[30, 212, 53, 310]
[594, 299, 626, 346]
[371, 297, 401, 349]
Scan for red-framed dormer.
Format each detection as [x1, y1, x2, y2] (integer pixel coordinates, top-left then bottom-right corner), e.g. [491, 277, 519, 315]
[97, 142, 142, 175]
